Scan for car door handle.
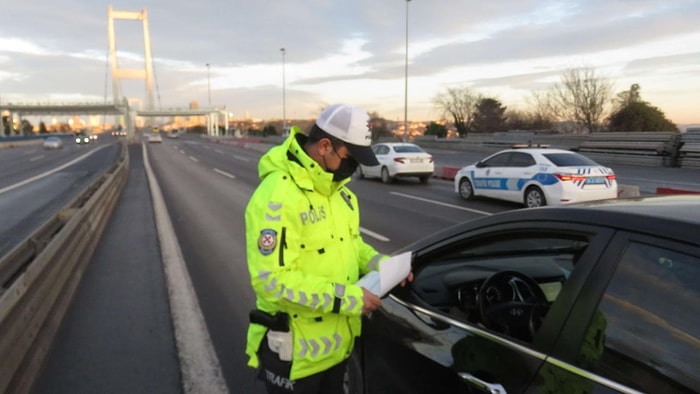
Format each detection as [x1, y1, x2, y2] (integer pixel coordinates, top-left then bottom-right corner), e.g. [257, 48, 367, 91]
[458, 372, 507, 394]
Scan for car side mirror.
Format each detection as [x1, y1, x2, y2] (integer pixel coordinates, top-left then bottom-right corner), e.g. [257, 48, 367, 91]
[475, 161, 484, 168]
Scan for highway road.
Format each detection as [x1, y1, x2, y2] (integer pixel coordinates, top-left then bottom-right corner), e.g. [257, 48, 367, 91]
[0, 137, 121, 258]
[2, 132, 699, 392]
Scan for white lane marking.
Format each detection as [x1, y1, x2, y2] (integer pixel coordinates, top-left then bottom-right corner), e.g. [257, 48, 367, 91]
[233, 156, 250, 162]
[214, 149, 223, 154]
[0, 144, 111, 195]
[142, 144, 229, 394]
[213, 168, 235, 179]
[189, 156, 199, 162]
[360, 226, 390, 242]
[390, 192, 492, 216]
[30, 155, 44, 162]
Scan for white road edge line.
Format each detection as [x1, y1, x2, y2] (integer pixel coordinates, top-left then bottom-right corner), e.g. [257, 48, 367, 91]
[390, 192, 492, 216]
[213, 168, 236, 179]
[360, 227, 390, 242]
[0, 143, 111, 195]
[142, 143, 229, 394]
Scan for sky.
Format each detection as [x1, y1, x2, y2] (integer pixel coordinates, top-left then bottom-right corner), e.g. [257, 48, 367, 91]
[0, 0, 699, 127]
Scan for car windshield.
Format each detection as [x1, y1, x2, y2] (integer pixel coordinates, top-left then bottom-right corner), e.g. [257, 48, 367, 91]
[543, 153, 599, 166]
[393, 145, 424, 153]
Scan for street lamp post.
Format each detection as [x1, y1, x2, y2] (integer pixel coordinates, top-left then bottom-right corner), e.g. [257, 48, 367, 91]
[403, 0, 411, 142]
[206, 63, 211, 107]
[280, 48, 286, 133]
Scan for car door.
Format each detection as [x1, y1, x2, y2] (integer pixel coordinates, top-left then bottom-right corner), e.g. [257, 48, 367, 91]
[535, 232, 700, 394]
[499, 152, 538, 203]
[366, 144, 388, 178]
[471, 152, 512, 199]
[359, 221, 614, 394]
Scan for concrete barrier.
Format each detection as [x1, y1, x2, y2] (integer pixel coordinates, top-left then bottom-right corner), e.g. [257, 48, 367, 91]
[618, 184, 641, 198]
[0, 141, 128, 393]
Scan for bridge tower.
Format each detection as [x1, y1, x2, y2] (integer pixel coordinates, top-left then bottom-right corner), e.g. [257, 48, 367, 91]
[107, 6, 156, 117]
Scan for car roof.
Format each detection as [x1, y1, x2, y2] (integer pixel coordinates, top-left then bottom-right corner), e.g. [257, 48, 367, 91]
[399, 195, 700, 253]
[494, 148, 574, 155]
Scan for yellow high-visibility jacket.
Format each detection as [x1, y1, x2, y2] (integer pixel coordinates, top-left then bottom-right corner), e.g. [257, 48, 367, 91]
[245, 127, 386, 380]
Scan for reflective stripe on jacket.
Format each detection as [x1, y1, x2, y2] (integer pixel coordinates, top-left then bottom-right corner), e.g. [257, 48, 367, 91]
[245, 127, 386, 380]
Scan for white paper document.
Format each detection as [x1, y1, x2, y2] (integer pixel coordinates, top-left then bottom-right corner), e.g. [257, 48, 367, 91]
[356, 251, 412, 297]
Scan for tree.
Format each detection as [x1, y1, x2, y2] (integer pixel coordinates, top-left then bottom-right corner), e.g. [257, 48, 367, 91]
[550, 67, 613, 133]
[21, 119, 34, 135]
[368, 111, 393, 141]
[424, 122, 448, 138]
[2, 116, 9, 135]
[505, 109, 553, 131]
[39, 121, 48, 134]
[433, 86, 482, 138]
[613, 83, 642, 110]
[262, 124, 277, 136]
[473, 98, 507, 132]
[608, 101, 678, 132]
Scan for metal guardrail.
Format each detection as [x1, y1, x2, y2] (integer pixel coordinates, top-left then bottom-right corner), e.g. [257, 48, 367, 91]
[0, 141, 128, 393]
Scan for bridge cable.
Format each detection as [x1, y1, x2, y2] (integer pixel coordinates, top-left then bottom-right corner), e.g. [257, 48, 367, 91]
[151, 56, 162, 109]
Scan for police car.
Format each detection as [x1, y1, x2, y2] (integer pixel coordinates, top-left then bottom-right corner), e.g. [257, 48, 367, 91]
[454, 148, 617, 208]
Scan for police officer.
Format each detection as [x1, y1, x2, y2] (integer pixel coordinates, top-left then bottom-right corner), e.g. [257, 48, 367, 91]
[245, 104, 394, 393]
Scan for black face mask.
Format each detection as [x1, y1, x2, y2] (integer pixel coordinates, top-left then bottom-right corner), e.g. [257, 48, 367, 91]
[332, 157, 359, 181]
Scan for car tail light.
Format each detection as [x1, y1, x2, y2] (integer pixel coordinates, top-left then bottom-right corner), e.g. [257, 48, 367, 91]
[606, 174, 617, 181]
[555, 173, 586, 182]
[394, 157, 406, 164]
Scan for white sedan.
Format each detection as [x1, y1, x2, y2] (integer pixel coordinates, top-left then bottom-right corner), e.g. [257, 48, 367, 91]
[454, 148, 618, 208]
[43, 136, 63, 149]
[357, 142, 435, 184]
[147, 133, 163, 143]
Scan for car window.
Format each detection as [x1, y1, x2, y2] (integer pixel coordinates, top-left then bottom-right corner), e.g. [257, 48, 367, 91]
[509, 152, 536, 167]
[542, 153, 599, 166]
[410, 231, 589, 344]
[394, 144, 424, 153]
[577, 241, 700, 393]
[481, 152, 511, 167]
[372, 145, 389, 155]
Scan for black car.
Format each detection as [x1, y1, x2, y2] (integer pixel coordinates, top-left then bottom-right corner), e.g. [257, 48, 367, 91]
[347, 195, 699, 394]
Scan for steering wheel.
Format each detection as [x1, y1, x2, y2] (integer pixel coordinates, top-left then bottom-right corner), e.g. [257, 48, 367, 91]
[477, 270, 549, 342]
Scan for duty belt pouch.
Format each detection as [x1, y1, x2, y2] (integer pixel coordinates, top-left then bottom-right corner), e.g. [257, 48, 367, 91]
[266, 330, 293, 361]
[250, 310, 292, 361]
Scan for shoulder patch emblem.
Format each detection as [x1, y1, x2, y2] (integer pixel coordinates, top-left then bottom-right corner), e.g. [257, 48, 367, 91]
[258, 229, 278, 255]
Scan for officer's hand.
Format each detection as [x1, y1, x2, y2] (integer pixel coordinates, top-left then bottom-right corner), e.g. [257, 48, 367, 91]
[360, 287, 381, 314]
[400, 271, 414, 287]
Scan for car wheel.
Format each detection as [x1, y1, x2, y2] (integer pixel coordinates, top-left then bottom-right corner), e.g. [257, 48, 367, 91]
[419, 175, 430, 184]
[381, 167, 393, 184]
[458, 178, 474, 200]
[343, 348, 363, 394]
[356, 166, 366, 179]
[524, 186, 546, 208]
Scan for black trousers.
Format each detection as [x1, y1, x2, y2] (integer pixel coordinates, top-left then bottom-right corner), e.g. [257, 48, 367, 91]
[257, 337, 348, 394]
